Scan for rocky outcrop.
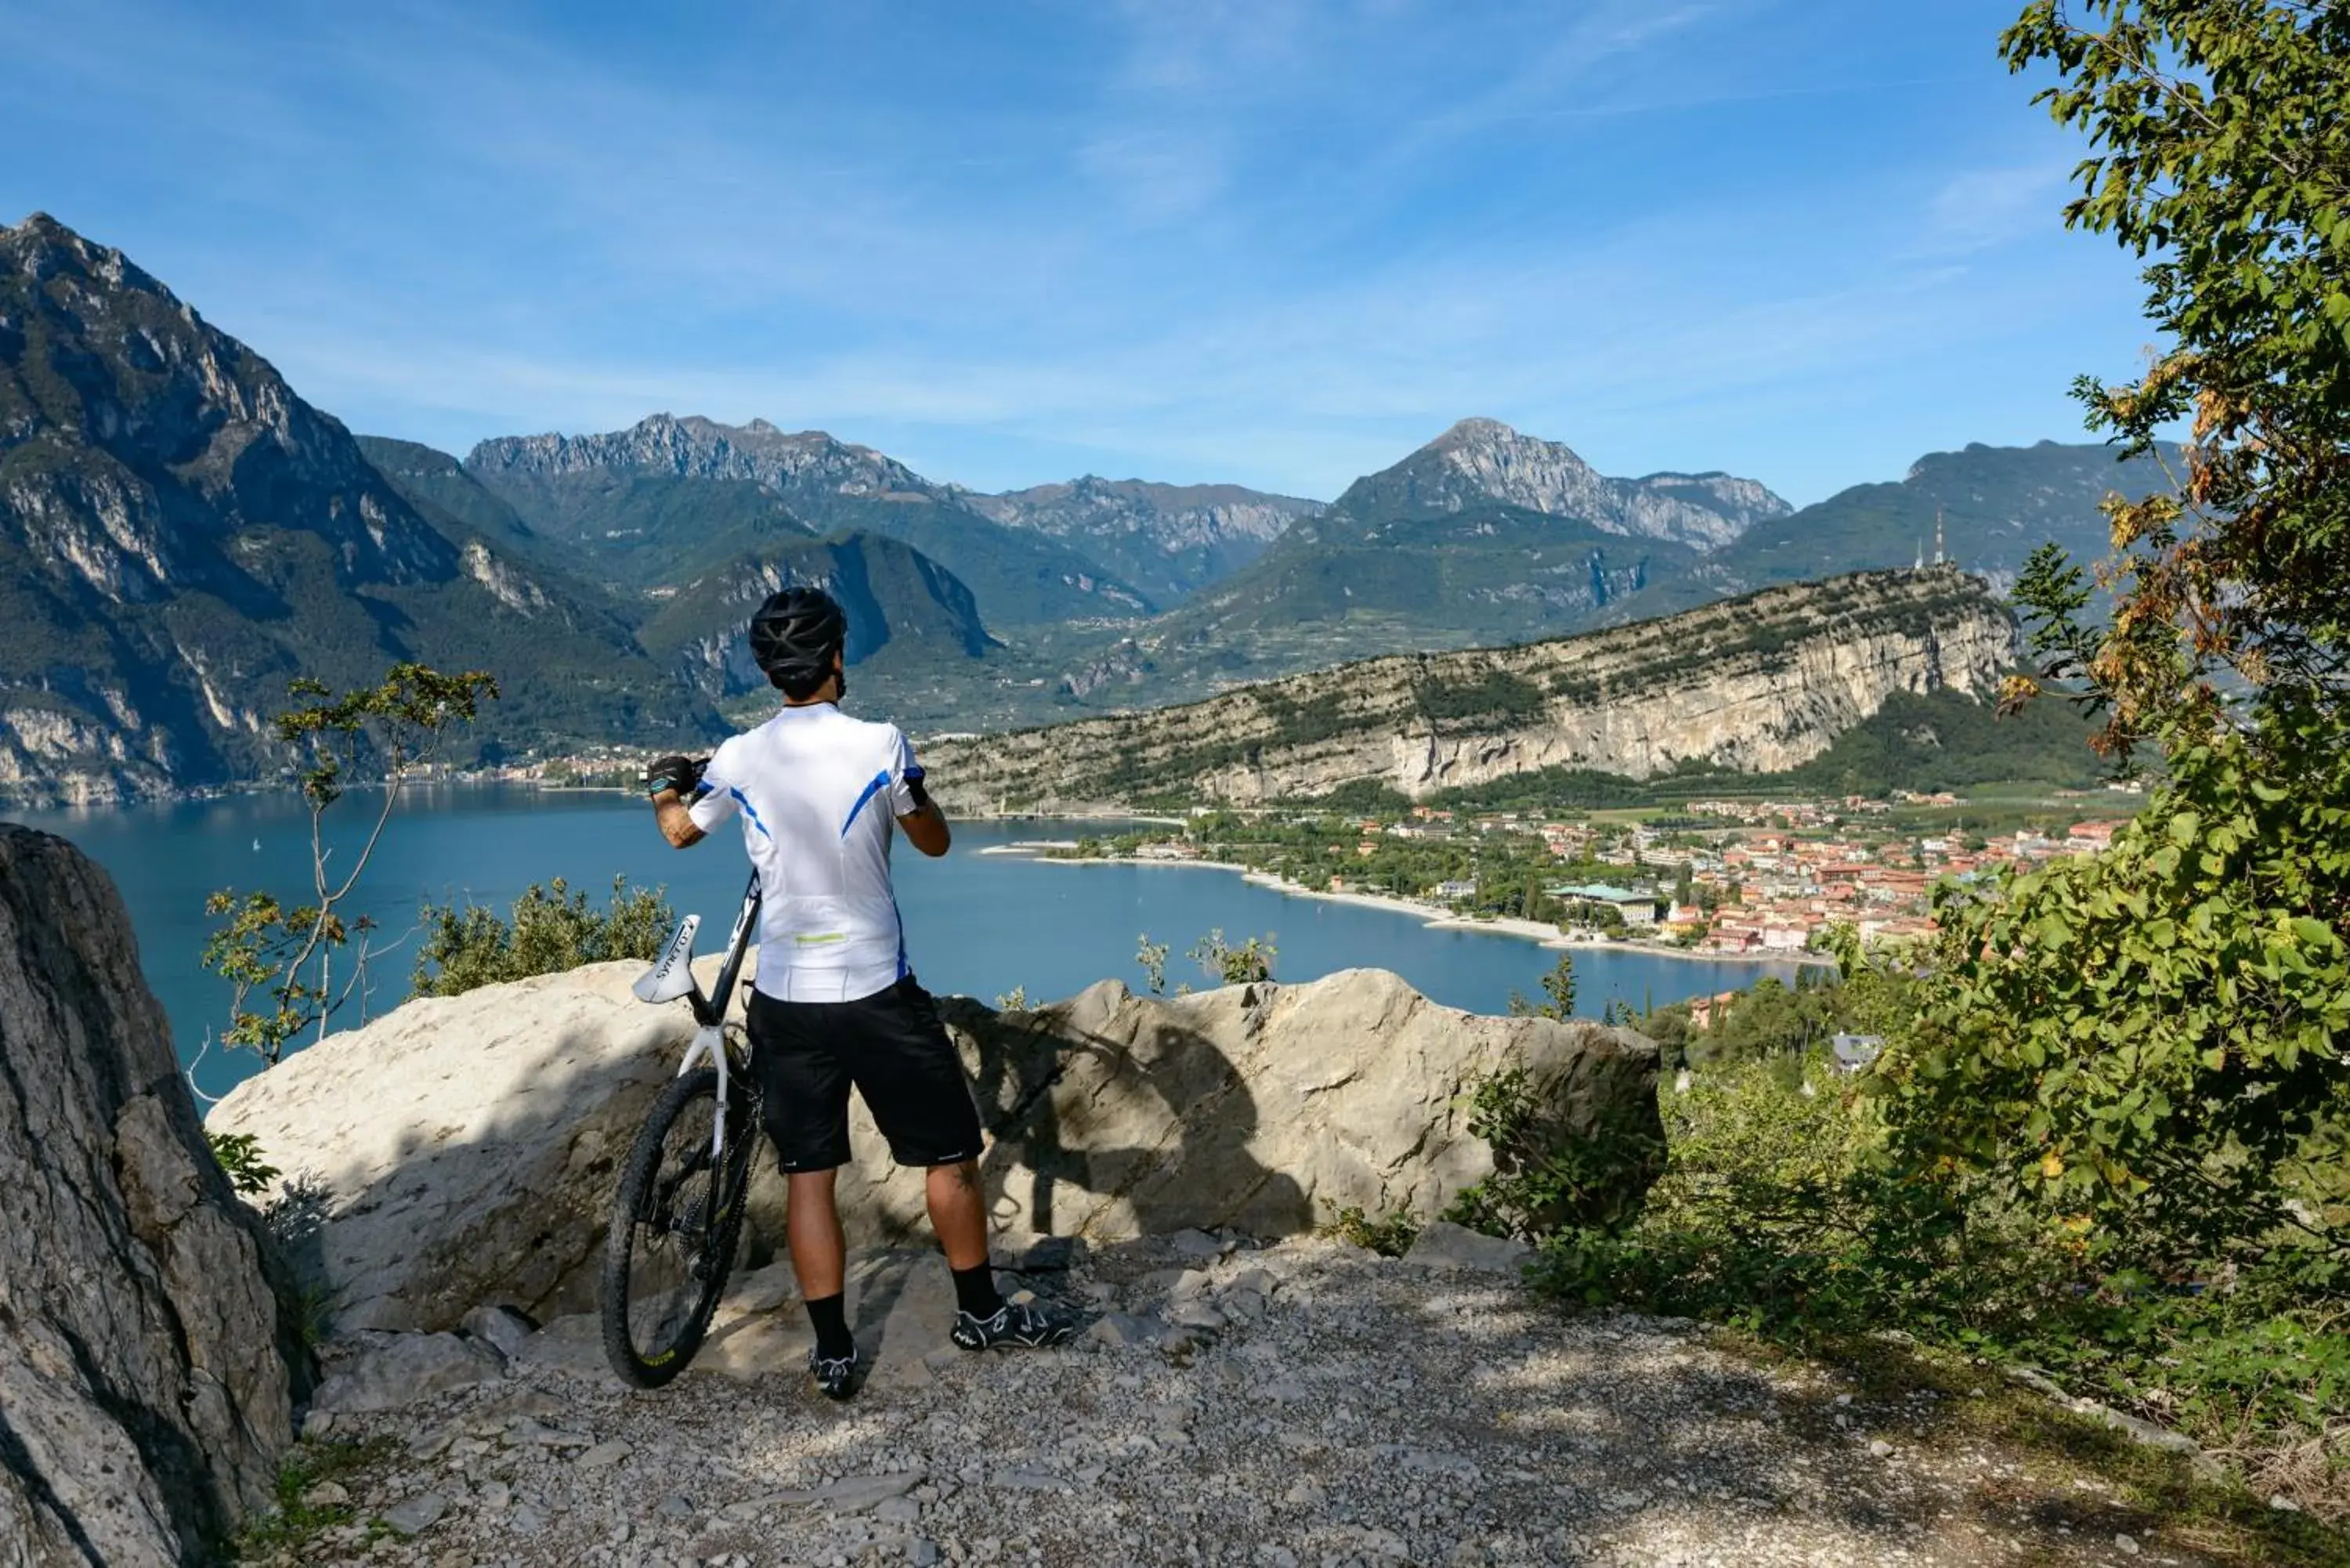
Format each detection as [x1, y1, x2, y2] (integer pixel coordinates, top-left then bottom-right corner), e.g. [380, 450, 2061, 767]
[0, 826, 297, 1566]
[204, 963, 692, 1335]
[204, 963, 1658, 1335]
[939, 970, 1658, 1241]
[924, 567, 2018, 809]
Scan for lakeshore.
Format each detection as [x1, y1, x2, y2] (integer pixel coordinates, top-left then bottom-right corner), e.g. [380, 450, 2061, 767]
[985, 843, 1835, 970]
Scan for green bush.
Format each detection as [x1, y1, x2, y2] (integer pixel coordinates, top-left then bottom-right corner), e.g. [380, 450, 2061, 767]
[1505, 952, 1577, 1020]
[1444, 1063, 1661, 1240]
[410, 876, 675, 998]
[1885, 716, 2349, 1279]
[1187, 928, 1276, 985]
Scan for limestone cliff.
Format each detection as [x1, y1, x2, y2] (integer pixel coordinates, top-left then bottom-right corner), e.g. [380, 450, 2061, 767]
[923, 567, 2015, 808]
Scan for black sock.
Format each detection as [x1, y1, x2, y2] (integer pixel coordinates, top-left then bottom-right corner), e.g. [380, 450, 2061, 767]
[952, 1262, 1003, 1319]
[804, 1292, 854, 1360]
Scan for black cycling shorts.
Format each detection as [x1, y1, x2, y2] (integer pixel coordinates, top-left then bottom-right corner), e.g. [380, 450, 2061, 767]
[744, 976, 986, 1172]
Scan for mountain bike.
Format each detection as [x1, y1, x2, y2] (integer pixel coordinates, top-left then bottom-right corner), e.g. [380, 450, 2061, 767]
[600, 868, 765, 1388]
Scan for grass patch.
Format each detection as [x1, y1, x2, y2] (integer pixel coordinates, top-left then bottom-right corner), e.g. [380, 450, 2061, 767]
[230, 1435, 402, 1563]
[1321, 1203, 1420, 1258]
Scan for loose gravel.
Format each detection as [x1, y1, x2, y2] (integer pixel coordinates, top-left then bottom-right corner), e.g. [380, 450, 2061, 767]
[263, 1234, 2224, 1568]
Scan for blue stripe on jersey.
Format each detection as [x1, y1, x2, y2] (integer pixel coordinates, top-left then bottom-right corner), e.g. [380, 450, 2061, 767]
[841, 769, 891, 839]
[729, 786, 773, 840]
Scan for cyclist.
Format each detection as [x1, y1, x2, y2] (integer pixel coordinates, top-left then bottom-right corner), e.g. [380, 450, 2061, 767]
[642, 586, 1072, 1400]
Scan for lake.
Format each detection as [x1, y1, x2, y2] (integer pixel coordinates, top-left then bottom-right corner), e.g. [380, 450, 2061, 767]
[5, 786, 1802, 1099]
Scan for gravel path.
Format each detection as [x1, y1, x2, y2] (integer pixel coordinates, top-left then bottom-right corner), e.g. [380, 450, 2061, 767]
[270, 1234, 2221, 1568]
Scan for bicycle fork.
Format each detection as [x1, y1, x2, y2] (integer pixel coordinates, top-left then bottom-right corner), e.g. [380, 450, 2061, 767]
[678, 1022, 732, 1165]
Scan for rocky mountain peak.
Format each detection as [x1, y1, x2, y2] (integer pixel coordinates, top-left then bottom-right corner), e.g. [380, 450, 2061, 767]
[0, 219, 714, 803]
[6, 212, 157, 294]
[2, 212, 461, 599]
[1427, 414, 1535, 451]
[1342, 417, 1788, 551]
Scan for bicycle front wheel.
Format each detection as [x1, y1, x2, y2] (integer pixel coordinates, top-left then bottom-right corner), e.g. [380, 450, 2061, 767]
[600, 1068, 756, 1388]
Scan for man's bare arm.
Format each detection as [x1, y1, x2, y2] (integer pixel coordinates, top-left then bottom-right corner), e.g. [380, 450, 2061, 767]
[653, 789, 706, 849]
[897, 775, 950, 858]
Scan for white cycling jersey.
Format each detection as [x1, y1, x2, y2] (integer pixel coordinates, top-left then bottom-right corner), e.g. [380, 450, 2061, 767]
[686, 703, 927, 1003]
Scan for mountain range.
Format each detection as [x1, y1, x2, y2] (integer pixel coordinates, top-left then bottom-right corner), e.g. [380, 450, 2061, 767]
[956, 476, 1320, 605]
[1146, 419, 2165, 686]
[465, 415, 1166, 626]
[0, 213, 2171, 800]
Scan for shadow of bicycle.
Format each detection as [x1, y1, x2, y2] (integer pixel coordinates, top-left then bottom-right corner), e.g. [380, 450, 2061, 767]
[941, 978, 1311, 1244]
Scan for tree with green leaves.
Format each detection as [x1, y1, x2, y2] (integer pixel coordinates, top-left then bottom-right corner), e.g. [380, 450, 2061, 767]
[201, 663, 497, 1070]
[1881, 0, 2348, 1270]
[1997, 0, 2348, 751]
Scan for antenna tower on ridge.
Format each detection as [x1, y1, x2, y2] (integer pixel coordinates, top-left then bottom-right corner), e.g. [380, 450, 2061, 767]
[1932, 507, 1947, 568]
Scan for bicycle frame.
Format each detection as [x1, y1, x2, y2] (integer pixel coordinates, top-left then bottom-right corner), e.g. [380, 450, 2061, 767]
[633, 869, 762, 1162]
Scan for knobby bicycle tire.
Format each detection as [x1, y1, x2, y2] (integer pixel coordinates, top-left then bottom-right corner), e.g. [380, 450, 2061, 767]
[600, 1067, 757, 1388]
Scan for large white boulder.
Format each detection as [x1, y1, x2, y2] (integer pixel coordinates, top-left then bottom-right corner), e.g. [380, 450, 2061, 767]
[208, 963, 1659, 1335]
[206, 962, 689, 1335]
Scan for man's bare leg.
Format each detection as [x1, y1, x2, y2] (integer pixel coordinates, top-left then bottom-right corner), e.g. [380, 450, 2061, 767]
[786, 1167, 854, 1389]
[925, 1158, 990, 1271]
[930, 1159, 1076, 1349]
[786, 1168, 848, 1298]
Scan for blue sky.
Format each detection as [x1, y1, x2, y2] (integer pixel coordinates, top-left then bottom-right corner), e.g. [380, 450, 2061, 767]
[3, 1, 2158, 505]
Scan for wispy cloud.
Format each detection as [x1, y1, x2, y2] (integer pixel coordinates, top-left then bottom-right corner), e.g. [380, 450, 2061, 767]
[0, 0, 2153, 504]
[1922, 161, 2075, 255]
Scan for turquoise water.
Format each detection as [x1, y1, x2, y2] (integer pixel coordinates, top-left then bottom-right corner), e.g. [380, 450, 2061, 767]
[7, 787, 1802, 1099]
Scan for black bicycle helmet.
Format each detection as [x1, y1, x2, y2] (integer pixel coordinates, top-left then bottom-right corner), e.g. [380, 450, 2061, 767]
[748, 585, 848, 698]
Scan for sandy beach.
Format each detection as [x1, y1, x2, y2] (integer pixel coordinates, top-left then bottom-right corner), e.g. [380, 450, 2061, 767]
[989, 844, 1829, 968]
